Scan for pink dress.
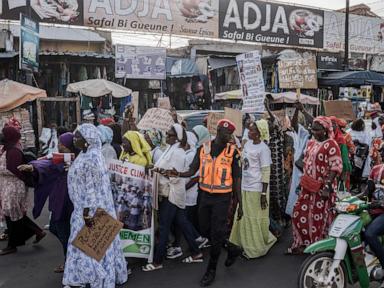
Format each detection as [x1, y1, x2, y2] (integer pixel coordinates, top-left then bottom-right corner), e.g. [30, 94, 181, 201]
[0, 147, 28, 222]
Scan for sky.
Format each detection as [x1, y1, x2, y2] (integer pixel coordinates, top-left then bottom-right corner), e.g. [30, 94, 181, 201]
[112, 0, 384, 48]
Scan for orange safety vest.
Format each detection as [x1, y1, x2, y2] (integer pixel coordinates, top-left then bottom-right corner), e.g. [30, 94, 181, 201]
[199, 142, 235, 194]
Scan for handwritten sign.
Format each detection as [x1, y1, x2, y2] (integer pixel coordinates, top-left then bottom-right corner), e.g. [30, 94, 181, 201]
[207, 112, 225, 135]
[278, 57, 318, 89]
[323, 100, 356, 121]
[157, 97, 171, 110]
[237, 50, 265, 113]
[224, 108, 243, 137]
[137, 108, 174, 131]
[72, 208, 123, 262]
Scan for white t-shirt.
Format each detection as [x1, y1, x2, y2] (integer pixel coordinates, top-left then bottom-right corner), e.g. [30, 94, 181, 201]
[242, 141, 271, 192]
[185, 148, 198, 206]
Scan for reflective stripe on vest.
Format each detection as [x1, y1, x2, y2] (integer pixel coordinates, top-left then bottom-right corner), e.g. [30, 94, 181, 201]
[199, 142, 235, 194]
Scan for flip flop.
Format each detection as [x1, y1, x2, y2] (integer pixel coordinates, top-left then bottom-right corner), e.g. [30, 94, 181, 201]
[54, 264, 65, 273]
[0, 232, 8, 241]
[284, 247, 303, 255]
[182, 255, 204, 264]
[142, 263, 163, 272]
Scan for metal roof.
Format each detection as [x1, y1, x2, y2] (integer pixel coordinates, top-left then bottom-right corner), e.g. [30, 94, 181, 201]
[39, 51, 114, 58]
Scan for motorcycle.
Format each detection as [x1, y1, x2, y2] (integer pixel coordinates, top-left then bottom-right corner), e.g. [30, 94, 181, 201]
[298, 195, 384, 288]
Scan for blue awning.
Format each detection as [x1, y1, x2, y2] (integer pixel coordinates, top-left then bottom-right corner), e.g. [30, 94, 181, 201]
[319, 71, 384, 86]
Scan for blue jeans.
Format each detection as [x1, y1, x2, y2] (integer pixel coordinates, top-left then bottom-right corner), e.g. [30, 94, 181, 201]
[154, 198, 200, 264]
[365, 214, 384, 267]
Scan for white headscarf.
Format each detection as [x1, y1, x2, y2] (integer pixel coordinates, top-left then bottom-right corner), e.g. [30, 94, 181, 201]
[173, 123, 184, 142]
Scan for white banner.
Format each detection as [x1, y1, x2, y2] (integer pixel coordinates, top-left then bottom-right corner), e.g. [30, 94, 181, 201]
[115, 45, 166, 80]
[324, 11, 384, 54]
[236, 50, 265, 113]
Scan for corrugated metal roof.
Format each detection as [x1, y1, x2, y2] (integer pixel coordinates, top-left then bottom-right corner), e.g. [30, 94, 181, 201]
[0, 23, 105, 42]
[40, 51, 114, 58]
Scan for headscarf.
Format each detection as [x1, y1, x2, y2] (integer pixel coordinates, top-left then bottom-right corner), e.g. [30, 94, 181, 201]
[77, 123, 102, 150]
[329, 116, 347, 128]
[172, 123, 184, 142]
[329, 117, 346, 145]
[255, 119, 270, 143]
[59, 132, 75, 152]
[120, 131, 152, 166]
[2, 126, 21, 151]
[373, 117, 383, 139]
[97, 125, 113, 144]
[146, 129, 165, 148]
[5, 117, 22, 130]
[99, 117, 115, 126]
[192, 125, 210, 147]
[187, 131, 198, 148]
[313, 116, 334, 139]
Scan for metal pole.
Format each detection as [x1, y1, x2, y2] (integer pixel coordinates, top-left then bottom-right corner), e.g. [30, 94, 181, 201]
[344, 0, 349, 71]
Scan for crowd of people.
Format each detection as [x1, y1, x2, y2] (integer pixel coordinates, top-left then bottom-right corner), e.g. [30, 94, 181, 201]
[2, 99, 384, 287]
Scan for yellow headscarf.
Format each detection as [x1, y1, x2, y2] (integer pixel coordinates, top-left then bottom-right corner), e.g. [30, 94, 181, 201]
[120, 131, 152, 167]
[256, 119, 270, 143]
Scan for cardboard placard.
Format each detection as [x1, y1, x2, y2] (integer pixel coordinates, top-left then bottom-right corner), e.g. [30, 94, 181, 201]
[157, 97, 171, 110]
[278, 57, 318, 89]
[207, 112, 225, 135]
[72, 208, 123, 262]
[137, 108, 174, 131]
[323, 100, 356, 121]
[224, 108, 243, 137]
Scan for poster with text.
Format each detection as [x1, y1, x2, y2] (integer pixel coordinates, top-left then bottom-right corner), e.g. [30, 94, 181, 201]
[219, 0, 324, 48]
[108, 159, 154, 260]
[278, 56, 318, 89]
[20, 14, 39, 72]
[83, 0, 219, 38]
[115, 45, 166, 80]
[236, 50, 265, 113]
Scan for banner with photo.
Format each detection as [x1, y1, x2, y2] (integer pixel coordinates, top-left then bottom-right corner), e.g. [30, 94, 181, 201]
[115, 45, 166, 79]
[108, 159, 154, 260]
[1, 0, 83, 25]
[324, 11, 384, 54]
[20, 14, 39, 72]
[219, 0, 324, 48]
[236, 50, 265, 113]
[83, 0, 219, 38]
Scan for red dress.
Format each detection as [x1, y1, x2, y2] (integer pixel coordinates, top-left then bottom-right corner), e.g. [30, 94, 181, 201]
[291, 139, 343, 249]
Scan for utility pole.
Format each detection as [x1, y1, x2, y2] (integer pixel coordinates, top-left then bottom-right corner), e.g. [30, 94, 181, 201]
[344, 0, 350, 71]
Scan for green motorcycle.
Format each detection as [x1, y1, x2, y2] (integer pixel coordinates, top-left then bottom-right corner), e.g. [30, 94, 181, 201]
[298, 196, 383, 288]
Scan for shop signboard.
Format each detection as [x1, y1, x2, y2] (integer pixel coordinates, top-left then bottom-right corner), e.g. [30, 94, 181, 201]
[324, 11, 384, 54]
[115, 45, 166, 80]
[219, 0, 324, 48]
[83, 0, 219, 38]
[19, 14, 39, 72]
[317, 52, 342, 71]
[0, 0, 83, 25]
[278, 56, 318, 89]
[237, 50, 266, 113]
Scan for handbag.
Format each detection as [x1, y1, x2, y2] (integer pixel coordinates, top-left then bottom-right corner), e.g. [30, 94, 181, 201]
[300, 174, 323, 194]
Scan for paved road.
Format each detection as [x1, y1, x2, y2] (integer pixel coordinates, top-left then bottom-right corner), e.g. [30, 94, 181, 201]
[0, 207, 380, 288]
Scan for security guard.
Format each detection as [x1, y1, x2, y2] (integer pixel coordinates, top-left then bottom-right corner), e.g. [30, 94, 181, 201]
[169, 119, 243, 287]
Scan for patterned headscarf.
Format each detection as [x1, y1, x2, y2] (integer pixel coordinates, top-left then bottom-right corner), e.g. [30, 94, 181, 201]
[145, 129, 165, 148]
[255, 119, 270, 143]
[5, 117, 22, 131]
[77, 123, 102, 150]
[329, 116, 346, 145]
[313, 116, 334, 139]
[97, 125, 113, 144]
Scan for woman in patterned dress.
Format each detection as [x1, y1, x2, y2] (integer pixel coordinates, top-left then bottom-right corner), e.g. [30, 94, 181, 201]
[287, 117, 343, 254]
[63, 124, 128, 288]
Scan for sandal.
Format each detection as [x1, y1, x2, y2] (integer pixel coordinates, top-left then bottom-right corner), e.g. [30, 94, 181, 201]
[284, 247, 304, 255]
[182, 255, 204, 264]
[54, 264, 65, 273]
[0, 232, 8, 241]
[142, 263, 163, 272]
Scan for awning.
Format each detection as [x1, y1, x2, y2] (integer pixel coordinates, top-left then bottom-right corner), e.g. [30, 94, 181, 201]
[0, 79, 47, 112]
[66, 79, 132, 98]
[168, 58, 200, 78]
[208, 57, 236, 70]
[0, 52, 18, 59]
[215, 89, 242, 100]
[319, 71, 384, 86]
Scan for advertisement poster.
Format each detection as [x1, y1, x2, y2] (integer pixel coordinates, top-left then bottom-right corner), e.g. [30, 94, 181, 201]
[324, 11, 384, 54]
[115, 45, 166, 80]
[236, 50, 265, 113]
[278, 56, 318, 89]
[317, 52, 343, 71]
[108, 159, 154, 260]
[20, 14, 39, 72]
[83, 0, 219, 38]
[0, 0, 83, 25]
[219, 0, 324, 48]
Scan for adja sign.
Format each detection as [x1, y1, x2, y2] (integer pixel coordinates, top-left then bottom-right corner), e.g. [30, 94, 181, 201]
[219, 0, 324, 48]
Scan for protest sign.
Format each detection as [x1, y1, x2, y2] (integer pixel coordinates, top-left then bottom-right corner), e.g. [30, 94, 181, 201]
[207, 112, 225, 135]
[20, 14, 39, 72]
[157, 97, 172, 110]
[278, 57, 318, 89]
[137, 108, 174, 131]
[236, 50, 265, 113]
[323, 100, 356, 121]
[73, 208, 123, 262]
[224, 108, 243, 137]
[108, 159, 154, 260]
